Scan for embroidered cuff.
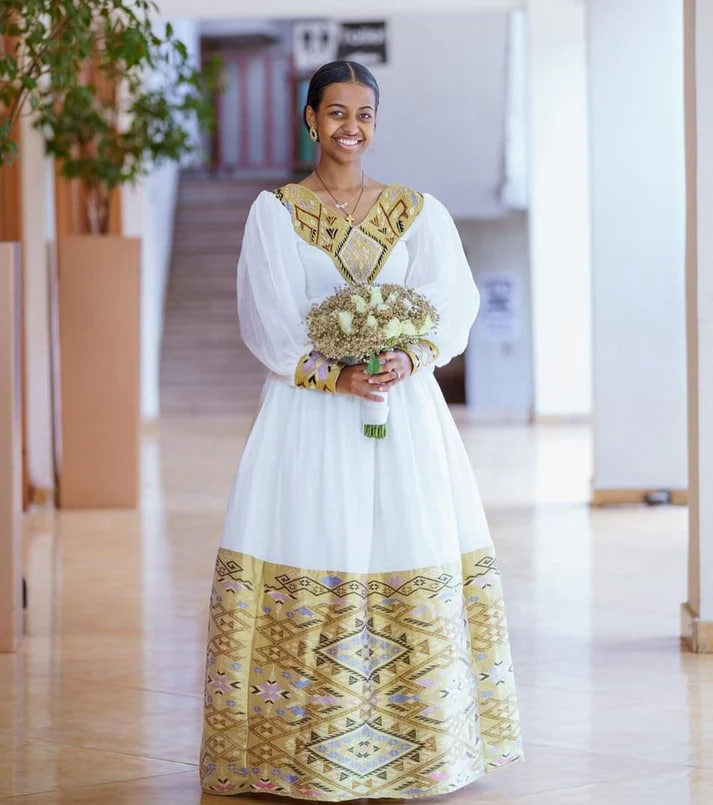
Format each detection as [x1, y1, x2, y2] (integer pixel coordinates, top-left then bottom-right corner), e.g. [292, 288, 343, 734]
[400, 339, 439, 374]
[295, 351, 343, 392]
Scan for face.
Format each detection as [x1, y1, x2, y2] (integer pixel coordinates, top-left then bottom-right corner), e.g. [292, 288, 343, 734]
[306, 81, 377, 162]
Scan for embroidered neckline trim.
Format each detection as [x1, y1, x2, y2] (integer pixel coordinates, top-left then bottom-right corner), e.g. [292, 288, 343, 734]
[274, 183, 424, 285]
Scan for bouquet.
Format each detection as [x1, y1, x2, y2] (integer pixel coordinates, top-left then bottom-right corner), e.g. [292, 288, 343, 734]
[306, 283, 439, 438]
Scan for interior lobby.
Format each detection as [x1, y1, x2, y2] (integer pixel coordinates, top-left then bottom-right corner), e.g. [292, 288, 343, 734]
[1, 1, 712, 803]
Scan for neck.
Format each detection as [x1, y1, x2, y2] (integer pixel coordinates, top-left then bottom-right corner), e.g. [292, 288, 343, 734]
[314, 156, 364, 190]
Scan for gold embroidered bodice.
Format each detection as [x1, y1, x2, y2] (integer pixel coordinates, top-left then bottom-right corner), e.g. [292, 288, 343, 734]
[273, 182, 424, 285]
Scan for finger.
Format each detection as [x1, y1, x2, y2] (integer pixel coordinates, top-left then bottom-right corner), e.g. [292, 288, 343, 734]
[367, 371, 395, 383]
[366, 379, 396, 393]
[361, 390, 386, 402]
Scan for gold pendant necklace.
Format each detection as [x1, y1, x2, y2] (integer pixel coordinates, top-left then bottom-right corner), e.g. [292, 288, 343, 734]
[314, 170, 365, 225]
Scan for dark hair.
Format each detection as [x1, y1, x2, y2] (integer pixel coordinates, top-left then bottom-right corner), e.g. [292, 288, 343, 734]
[303, 60, 380, 129]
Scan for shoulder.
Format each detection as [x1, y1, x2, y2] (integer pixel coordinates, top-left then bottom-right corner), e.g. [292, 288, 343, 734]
[272, 182, 317, 210]
[374, 183, 425, 236]
[398, 190, 454, 238]
[246, 188, 294, 226]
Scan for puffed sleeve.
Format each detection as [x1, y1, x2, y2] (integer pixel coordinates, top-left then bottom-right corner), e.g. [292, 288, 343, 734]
[237, 191, 342, 391]
[403, 193, 480, 369]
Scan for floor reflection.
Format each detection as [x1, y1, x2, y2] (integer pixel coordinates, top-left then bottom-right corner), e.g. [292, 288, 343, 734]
[1, 411, 711, 803]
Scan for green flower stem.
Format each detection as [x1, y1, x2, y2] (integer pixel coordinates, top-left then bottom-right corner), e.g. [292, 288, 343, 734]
[367, 354, 381, 375]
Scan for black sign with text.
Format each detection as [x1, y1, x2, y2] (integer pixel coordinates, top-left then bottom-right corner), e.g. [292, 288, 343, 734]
[337, 22, 387, 65]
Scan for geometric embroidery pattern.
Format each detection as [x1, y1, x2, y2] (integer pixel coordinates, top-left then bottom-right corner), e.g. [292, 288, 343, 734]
[200, 547, 523, 800]
[400, 338, 439, 374]
[274, 183, 424, 285]
[294, 350, 343, 393]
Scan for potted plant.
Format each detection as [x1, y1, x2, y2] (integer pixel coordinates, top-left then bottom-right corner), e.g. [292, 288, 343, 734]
[2, 0, 120, 646]
[29, 3, 217, 507]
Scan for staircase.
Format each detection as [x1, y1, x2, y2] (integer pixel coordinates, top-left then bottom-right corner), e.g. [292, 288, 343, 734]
[160, 175, 279, 415]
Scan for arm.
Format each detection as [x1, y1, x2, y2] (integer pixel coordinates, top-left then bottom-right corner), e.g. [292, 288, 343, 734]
[402, 193, 480, 371]
[237, 191, 343, 391]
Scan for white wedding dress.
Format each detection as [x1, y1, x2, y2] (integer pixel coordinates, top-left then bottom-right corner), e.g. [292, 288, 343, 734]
[200, 183, 523, 800]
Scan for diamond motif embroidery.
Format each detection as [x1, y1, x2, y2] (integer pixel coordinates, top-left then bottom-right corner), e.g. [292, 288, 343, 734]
[337, 227, 384, 284]
[318, 630, 407, 678]
[273, 183, 424, 285]
[310, 722, 419, 776]
[200, 547, 524, 799]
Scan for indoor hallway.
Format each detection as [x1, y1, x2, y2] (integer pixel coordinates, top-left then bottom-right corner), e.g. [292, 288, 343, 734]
[1, 410, 711, 803]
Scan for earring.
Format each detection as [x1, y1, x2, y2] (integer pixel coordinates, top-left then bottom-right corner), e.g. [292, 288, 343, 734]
[309, 126, 318, 143]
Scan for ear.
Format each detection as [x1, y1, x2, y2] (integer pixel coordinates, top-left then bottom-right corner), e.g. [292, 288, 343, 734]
[305, 105, 317, 130]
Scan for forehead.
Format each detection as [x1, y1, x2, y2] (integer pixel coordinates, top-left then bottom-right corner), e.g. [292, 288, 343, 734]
[321, 81, 376, 109]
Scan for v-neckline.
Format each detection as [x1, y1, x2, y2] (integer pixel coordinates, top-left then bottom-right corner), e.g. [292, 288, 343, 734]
[290, 181, 396, 230]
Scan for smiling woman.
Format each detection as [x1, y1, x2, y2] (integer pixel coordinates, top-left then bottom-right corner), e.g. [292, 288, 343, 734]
[198, 60, 524, 800]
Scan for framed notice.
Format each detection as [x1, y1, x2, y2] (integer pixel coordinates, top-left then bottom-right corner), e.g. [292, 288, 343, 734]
[337, 22, 388, 65]
[293, 20, 340, 72]
[476, 271, 522, 344]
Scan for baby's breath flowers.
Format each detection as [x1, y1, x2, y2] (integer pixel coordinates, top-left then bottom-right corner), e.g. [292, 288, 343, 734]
[306, 283, 439, 363]
[305, 284, 439, 439]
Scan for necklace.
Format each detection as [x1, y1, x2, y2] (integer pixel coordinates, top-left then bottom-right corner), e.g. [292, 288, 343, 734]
[314, 169, 366, 225]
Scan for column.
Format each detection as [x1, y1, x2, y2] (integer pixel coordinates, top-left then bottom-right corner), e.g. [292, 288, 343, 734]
[587, 0, 687, 504]
[682, 0, 713, 652]
[19, 117, 56, 501]
[0, 243, 23, 652]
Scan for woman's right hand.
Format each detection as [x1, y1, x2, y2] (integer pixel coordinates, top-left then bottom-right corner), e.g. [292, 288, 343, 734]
[336, 363, 390, 401]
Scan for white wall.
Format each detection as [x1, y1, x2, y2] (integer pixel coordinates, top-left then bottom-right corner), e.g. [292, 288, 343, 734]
[158, 0, 521, 18]
[123, 163, 180, 419]
[124, 19, 201, 420]
[588, 0, 687, 490]
[461, 213, 532, 419]
[364, 13, 510, 218]
[527, 0, 592, 419]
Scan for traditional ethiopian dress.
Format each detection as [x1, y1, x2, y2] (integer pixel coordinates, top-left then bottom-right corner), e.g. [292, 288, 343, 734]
[200, 183, 523, 799]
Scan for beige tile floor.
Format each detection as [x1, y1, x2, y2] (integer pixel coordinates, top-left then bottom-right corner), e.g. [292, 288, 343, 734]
[2, 408, 711, 804]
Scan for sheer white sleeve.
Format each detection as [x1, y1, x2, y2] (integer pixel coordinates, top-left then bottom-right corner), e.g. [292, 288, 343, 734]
[237, 191, 342, 391]
[404, 193, 480, 368]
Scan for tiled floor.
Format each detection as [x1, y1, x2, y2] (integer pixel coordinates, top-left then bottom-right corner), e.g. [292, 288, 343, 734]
[1, 409, 711, 804]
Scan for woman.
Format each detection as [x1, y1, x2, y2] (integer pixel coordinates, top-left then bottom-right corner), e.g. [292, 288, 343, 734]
[200, 60, 523, 800]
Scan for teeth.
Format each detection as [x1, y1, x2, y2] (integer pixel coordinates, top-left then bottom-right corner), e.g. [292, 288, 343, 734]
[336, 138, 360, 146]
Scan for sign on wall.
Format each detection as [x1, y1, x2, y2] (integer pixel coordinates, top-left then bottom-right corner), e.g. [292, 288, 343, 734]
[476, 271, 522, 344]
[337, 22, 388, 65]
[293, 21, 388, 72]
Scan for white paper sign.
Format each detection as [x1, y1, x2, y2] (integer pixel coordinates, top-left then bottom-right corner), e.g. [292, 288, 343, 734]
[476, 271, 522, 344]
[293, 21, 340, 72]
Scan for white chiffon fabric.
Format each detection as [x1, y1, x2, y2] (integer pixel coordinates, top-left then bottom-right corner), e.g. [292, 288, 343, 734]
[223, 189, 490, 574]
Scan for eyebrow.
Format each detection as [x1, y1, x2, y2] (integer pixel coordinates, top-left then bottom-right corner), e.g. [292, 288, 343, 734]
[326, 103, 375, 110]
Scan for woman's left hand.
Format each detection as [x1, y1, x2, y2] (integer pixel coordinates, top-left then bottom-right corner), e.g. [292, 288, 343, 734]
[365, 350, 413, 391]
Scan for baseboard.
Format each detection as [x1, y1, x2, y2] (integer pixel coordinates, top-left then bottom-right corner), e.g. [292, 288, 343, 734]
[28, 486, 55, 507]
[681, 602, 713, 652]
[591, 488, 688, 506]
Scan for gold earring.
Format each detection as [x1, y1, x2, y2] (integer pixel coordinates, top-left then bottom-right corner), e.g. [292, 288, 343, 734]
[309, 126, 318, 143]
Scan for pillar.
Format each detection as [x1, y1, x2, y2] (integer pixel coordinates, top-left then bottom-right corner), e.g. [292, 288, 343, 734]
[0, 243, 23, 652]
[587, 0, 687, 504]
[681, 0, 713, 652]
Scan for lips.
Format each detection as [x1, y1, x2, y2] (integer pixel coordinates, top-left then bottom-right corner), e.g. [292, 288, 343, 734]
[333, 136, 363, 149]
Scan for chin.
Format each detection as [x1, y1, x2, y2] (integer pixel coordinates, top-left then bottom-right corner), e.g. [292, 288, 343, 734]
[325, 147, 367, 163]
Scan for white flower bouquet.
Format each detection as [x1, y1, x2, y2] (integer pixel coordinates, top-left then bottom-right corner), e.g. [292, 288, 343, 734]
[305, 283, 439, 438]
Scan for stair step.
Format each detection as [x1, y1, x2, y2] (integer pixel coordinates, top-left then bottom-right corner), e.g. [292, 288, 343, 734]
[159, 173, 289, 414]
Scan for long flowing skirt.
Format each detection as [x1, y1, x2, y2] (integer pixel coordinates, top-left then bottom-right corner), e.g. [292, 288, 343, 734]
[199, 372, 523, 800]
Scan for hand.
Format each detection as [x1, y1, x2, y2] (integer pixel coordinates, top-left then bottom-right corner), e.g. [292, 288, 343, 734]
[335, 350, 413, 401]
